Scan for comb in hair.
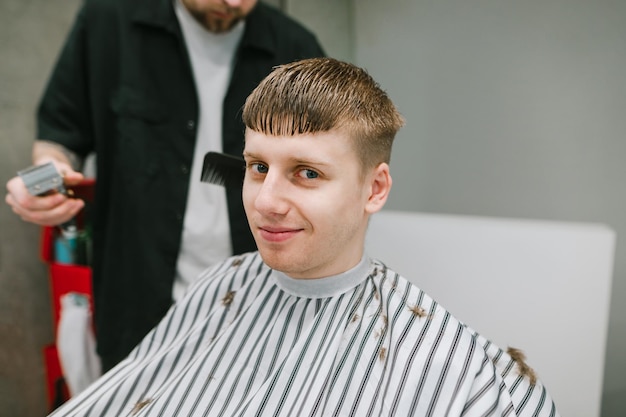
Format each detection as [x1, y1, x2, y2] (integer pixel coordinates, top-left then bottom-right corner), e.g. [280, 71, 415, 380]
[200, 151, 245, 188]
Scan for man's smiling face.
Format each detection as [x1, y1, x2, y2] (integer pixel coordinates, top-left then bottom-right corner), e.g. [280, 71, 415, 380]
[242, 128, 390, 279]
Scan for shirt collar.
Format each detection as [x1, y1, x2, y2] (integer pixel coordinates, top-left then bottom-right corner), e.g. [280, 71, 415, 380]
[272, 257, 373, 299]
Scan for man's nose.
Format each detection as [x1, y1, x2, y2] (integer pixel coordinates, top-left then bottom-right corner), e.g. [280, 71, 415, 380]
[254, 172, 290, 215]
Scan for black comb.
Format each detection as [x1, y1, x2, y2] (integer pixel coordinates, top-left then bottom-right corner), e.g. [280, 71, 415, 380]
[200, 151, 245, 188]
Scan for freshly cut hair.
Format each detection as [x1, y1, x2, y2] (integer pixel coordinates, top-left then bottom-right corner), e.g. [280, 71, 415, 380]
[243, 57, 404, 169]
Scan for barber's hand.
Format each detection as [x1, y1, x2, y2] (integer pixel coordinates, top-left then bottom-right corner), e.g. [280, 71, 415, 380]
[5, 161, 85, 226]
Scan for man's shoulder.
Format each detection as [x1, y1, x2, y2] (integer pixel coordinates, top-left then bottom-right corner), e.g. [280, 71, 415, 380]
[79, 0, 163, 22]
[374, 260, 477, 340]
[82, 0, 149, 10]
[375, 260, 499, 365]
[378, 263, 559, 416]
[81, 0, 129, 14]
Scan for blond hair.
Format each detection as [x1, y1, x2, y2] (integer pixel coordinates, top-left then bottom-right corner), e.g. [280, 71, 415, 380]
[242, 58, 404, 169]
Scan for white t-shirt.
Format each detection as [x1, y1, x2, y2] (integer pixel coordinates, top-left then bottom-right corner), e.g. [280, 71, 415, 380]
[173, 0, 245, 301]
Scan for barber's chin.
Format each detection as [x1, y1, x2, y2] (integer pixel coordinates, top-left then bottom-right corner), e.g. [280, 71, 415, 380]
[205, 15, 240, 33]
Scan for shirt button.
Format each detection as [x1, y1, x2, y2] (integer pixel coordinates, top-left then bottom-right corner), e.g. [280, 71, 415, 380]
[180, 165, 189, 174]
[175, 212, 183, 221]
[186, 120, 195, 130]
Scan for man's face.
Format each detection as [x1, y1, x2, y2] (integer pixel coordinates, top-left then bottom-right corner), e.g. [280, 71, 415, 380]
[243, 129, 390, 279]
[181, 0, 258, 33]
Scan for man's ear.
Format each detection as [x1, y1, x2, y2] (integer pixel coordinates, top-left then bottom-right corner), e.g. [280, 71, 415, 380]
[365, 163, 392, 214]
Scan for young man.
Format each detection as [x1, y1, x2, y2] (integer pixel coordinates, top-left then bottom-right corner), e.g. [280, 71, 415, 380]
[48, 58, 559, 416]
[5, 0, 324, 370]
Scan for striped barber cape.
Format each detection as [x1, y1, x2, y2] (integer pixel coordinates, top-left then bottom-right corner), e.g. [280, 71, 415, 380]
[49, 252, 559, 417]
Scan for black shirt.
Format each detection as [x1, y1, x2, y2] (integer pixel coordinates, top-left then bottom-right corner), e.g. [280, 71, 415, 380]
[37, 0, 324, 365]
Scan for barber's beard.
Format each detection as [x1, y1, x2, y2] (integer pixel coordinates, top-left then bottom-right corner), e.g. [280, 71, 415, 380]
[205, 15, 242, 33]
[186, 7, 242, 33]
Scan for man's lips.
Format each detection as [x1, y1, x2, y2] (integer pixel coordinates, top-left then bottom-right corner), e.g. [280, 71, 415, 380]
[257, 226, 302, 243]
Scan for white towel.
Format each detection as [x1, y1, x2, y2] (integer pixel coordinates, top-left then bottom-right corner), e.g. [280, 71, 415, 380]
[57, 292, 101, 396]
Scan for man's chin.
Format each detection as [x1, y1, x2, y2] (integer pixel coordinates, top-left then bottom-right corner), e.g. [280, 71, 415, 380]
[258, 250, 300, 276]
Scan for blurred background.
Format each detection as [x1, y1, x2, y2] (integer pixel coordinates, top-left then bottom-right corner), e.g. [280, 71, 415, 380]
[1, 0, 624, 415]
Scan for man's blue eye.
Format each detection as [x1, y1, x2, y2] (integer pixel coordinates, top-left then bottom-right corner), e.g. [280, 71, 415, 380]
[302, 169, 318, 179]
[253, 163, 268, 174]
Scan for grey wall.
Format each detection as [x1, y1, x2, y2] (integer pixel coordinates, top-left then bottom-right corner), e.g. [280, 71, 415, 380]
[351, 1, 626, 416]
[285, 0, 353, 62]
[0, 0, 82, 415]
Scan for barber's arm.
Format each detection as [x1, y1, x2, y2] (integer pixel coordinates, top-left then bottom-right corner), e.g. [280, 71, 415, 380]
[5, 140, 85, 226]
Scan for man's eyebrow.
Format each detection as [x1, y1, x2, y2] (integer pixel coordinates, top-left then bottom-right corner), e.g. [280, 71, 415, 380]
[243, 151, 331, 167]
[242, 151, 262, 160]
[291, 157, 331, 167]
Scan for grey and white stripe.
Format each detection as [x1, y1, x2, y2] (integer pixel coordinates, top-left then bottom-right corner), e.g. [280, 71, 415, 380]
[50, 252, 559, 417]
